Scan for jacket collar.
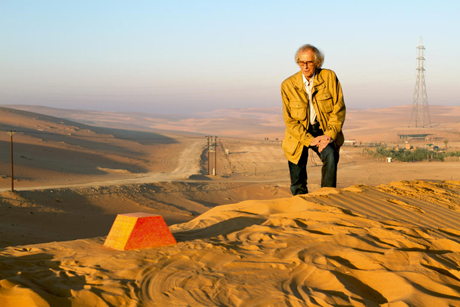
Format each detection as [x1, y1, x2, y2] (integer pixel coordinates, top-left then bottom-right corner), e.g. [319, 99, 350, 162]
[293, 69, 324, 93]
[313, 68, 324, 91]
[293, 71, 305, 93]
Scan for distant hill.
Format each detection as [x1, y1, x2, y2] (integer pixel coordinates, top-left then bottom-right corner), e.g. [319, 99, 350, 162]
[6, 104, 460, 143]
[0, 106, 186, 188]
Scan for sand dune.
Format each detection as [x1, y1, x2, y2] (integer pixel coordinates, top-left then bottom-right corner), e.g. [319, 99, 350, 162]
[0, 105, 459, 306]
[0, 181, 291, 248]
[0, 180, 459, 306]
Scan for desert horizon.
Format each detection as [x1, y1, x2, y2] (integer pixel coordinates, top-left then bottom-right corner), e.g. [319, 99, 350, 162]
[0, 104, 459, 305]
[1, 104, 459, 190]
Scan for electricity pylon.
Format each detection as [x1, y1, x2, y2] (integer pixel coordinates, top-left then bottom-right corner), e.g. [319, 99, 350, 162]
[408, 37, 431, 128]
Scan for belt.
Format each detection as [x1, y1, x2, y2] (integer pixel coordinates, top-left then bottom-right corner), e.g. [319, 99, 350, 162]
[308, 121, 323, 137]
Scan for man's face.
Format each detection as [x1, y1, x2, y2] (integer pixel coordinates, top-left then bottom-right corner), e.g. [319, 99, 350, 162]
[297, 50, 317, 79]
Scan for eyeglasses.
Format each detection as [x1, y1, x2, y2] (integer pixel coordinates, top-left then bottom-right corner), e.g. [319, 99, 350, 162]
[297, 61, 315, 67]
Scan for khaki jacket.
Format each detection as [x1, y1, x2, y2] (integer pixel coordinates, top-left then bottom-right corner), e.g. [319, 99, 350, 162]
[281, 69, 346, 164]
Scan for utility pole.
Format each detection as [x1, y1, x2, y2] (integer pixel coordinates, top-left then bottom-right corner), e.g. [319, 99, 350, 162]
[206, 136, 218, 176]
[7, 131, 15, 192]
[214, 136, 217, 176]
[206, 136, 210, 175]
[408, 37, 431, 128]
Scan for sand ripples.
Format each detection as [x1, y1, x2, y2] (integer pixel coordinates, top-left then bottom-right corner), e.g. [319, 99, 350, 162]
[0, 180, 459, 306]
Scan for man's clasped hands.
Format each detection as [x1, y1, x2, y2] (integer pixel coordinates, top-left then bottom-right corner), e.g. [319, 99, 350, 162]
[310, 135, 332, 153]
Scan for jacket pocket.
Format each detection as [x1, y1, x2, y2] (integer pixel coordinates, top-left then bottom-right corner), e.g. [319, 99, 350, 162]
[282, 132, 300, 155]
[317, 93, 333, 113]
[289, 100, 307, 121]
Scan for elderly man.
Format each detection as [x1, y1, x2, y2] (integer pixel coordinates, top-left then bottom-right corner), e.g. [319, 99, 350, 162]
[281, 44, 346, 195]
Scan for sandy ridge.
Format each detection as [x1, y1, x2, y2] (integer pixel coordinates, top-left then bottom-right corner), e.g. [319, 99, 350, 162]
[0, 180, 459, 306]
[0, 139, 206, 193]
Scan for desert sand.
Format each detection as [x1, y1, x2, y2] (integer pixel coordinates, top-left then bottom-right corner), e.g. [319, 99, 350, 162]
[1, 181, 460, 306]
[0, 105, 459, 306]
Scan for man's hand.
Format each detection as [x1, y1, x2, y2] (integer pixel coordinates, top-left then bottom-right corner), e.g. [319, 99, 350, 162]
[310, 135, 332, 153]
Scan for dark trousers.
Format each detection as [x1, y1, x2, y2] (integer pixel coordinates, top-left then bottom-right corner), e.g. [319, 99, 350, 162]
[288, 123, 340, 195]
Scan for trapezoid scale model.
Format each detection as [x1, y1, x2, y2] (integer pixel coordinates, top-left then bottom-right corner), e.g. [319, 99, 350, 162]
[104, 212, 177, 250]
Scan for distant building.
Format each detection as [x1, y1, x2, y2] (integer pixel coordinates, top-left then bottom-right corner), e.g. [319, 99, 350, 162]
[398, 133, 432, 141]
[343, 140, 356, 146]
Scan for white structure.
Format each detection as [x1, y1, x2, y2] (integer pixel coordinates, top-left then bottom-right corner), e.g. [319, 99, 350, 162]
[408, 37, 431, 128]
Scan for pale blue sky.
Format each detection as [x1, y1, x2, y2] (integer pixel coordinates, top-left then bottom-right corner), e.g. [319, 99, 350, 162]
[1, 0, 459, 114]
